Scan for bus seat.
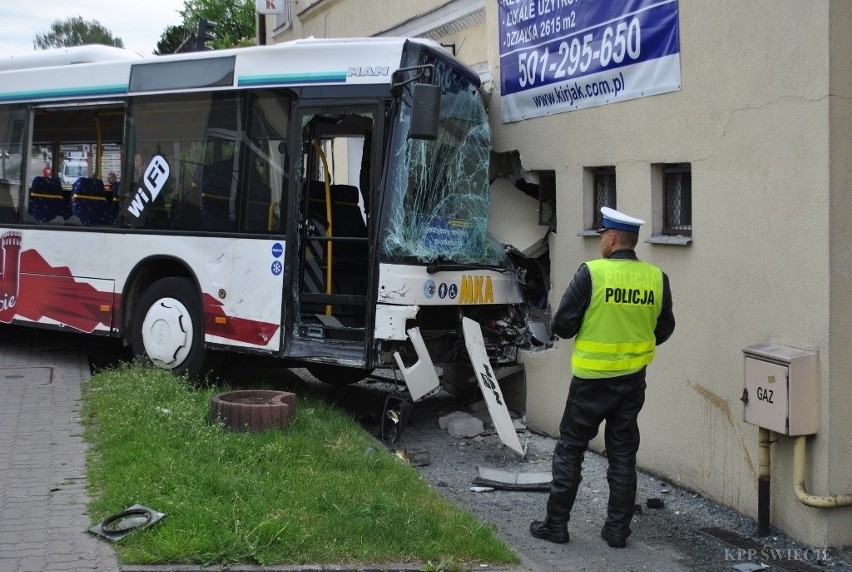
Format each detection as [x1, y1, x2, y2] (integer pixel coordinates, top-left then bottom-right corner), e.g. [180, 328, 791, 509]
[172, 199, 204, 230]
[71, 177, 119, 226]
[201, 159, 237, 231]
[28, 176, 70, 223]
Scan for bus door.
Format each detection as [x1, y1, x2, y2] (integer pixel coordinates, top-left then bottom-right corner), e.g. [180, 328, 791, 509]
[288, 106, 376, 365]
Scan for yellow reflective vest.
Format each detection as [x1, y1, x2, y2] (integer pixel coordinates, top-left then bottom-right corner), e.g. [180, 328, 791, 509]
[571, 258, 663, 379]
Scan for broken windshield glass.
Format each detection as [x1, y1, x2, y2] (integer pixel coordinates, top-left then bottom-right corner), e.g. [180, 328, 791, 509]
[382, 58, 502, 265]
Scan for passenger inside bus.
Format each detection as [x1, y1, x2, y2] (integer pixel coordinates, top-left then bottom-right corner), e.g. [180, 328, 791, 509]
[107, 172, 119, 195]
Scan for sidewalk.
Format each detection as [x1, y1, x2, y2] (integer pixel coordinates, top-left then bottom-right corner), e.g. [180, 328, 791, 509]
[0, 329, 119, 571]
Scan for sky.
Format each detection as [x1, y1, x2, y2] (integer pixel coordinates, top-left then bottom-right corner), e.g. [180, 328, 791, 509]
[1, 0, 185, 58]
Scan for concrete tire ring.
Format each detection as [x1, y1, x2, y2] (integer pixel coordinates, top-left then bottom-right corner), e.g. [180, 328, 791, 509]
[210, 390, 297, 432]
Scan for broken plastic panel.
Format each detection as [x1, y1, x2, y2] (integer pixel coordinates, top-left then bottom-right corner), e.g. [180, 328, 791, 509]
[382, 61, 502, 265]
[89, 504, 165, 542]
[462, 317, 526, 456]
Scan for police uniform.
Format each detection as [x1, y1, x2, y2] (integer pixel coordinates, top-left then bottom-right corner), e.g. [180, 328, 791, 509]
[531, 207, 675, 547]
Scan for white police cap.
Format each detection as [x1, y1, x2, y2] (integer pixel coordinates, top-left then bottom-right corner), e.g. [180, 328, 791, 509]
[599, 206, 645, 233]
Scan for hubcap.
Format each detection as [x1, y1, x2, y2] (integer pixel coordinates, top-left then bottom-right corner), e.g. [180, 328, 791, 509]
[141, 297, 193, 368]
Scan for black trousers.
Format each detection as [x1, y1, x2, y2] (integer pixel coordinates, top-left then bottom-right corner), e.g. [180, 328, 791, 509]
[546, 370, 647, 539]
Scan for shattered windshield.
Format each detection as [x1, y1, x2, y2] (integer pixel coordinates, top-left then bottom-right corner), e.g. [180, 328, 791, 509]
[382, 56, 502, 265]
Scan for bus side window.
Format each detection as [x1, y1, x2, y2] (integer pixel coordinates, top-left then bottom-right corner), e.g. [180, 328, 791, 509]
[200, 158, 237, 231]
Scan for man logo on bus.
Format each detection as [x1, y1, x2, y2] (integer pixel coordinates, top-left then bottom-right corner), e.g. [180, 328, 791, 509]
[128, 155, 170, 218]
[0, 231, 22, 318]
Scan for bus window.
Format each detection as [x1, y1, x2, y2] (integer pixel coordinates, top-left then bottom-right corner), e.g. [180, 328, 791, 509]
[382, 59, 500, 265]
[25, 105, 124, 226]
[243, 91, 291, 234]
[126, 92, 242, 231]
[0, 105, 26, 223]
[125, 91, 293, 234]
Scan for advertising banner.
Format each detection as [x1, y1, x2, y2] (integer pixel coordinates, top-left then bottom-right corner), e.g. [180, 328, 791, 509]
[498, 0, 681, 123]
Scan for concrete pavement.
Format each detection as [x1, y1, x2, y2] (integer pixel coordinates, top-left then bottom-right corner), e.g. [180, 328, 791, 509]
[0, 329, 119, 571]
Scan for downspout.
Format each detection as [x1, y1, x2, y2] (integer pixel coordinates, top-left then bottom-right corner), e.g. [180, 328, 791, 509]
[793, 436, 852, 508]
[757, 427, 772, 535]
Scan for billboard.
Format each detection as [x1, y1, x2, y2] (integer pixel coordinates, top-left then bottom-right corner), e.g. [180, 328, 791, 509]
[498, 0, 681, 123]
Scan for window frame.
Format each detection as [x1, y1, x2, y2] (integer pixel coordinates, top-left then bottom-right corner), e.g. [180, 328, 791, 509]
[580, 165, 616, 235]
[648, 162, 692, 245]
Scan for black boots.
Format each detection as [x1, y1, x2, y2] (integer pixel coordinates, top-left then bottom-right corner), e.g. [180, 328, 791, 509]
[529, 520, 629, 547]
[600, 527, 627, 548]
[529, 519, 570, 544]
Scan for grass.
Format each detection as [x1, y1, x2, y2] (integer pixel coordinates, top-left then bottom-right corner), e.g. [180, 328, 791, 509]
[81, 363, 519, 568]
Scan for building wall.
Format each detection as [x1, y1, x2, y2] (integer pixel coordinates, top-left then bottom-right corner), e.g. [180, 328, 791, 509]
[268, 0, 852, 547]
[486, 0, 852, 548]
[825, 0, 852, 544]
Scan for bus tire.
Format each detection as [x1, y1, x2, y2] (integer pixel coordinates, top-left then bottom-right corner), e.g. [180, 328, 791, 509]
[306, 363, 372, 386]
[131, 277, 210, 379]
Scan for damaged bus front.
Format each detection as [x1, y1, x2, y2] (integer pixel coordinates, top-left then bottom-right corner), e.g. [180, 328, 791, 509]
[374, 46, 550, 453]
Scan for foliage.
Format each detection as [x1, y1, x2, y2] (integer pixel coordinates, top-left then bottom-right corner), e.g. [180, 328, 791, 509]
[155, 25, 190, 56]
[81, 364, 518, 566]
[34, 16, 124, 50]
[179, 0, 256, 50]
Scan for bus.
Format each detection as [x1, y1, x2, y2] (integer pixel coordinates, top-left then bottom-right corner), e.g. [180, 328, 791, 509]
[0, 40, 547, 452]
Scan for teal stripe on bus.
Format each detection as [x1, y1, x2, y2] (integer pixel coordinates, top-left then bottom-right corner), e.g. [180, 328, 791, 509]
[238, 72, 347, 86]
[0, 84, 127, 103]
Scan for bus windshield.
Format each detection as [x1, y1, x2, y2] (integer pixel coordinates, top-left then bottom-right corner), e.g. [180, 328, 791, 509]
[381, 58, 502, 265]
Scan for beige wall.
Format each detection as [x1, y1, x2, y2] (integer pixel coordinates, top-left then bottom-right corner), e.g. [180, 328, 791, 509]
[826, 0, 852, 544]
[268, 0, 852, 547]
[487, 0, 850, 547]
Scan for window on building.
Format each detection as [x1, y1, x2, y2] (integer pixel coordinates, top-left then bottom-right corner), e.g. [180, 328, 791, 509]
[648, 162, 692, 244]
[584, 166, 615, 231]
[537, 170, 556, 231]
[273, 2, 292, 32]
[662, 163, 691, 236]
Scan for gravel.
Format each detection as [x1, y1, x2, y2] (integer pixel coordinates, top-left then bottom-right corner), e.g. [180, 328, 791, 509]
[353, 377, 852, 572]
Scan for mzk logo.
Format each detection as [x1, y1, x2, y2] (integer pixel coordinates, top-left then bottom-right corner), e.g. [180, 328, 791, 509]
[0, 231, 22, 315]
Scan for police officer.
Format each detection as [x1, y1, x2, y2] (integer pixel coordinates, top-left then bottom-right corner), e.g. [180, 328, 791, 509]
[530, 206, 675, 548]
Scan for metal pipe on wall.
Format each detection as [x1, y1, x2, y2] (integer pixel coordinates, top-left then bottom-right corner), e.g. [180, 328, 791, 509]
[793, 436, 852, 508]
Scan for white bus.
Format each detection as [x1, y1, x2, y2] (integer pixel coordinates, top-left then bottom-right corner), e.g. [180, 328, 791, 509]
[0, 40, 546, 449]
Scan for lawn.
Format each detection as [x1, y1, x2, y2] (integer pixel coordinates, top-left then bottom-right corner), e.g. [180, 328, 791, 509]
[81, 363, 518, 569]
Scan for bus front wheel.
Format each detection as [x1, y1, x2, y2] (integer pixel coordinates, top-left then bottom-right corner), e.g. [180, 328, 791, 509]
[131, 277, 210, 379]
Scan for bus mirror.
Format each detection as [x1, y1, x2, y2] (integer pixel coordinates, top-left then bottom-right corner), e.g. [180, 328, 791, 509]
[409, 83, 441, 141]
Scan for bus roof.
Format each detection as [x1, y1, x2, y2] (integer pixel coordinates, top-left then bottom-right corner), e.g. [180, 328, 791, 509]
[0, 37, 468, 105]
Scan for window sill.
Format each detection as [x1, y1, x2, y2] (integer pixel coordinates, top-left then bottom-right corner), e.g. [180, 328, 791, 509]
[646, 234, 692, 246]
[577, 230, 600, 237]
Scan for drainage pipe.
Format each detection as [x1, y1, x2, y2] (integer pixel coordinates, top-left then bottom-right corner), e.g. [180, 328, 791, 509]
[793, 436, 852, 508]
[757, 427, 772, 535]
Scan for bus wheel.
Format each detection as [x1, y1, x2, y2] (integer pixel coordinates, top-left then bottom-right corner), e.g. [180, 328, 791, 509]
[306, 363, 373, 386]
[131, 277, 209, 379]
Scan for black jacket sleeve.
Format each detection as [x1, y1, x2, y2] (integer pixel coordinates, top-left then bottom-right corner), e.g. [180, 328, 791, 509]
[551, 263, 591, 339]
[654, 272, 675, 345]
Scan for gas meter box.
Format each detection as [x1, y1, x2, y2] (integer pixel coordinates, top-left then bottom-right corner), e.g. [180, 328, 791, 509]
[742, 343, 817, 435]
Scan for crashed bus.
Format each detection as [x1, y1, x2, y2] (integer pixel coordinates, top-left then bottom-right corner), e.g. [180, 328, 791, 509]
[0, 39, 549, 453]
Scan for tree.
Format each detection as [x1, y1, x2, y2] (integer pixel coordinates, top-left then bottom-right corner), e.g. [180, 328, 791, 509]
[155, 25, 190, 55]
[34, 16, 124, 50]
[179, 0, 256, 49]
